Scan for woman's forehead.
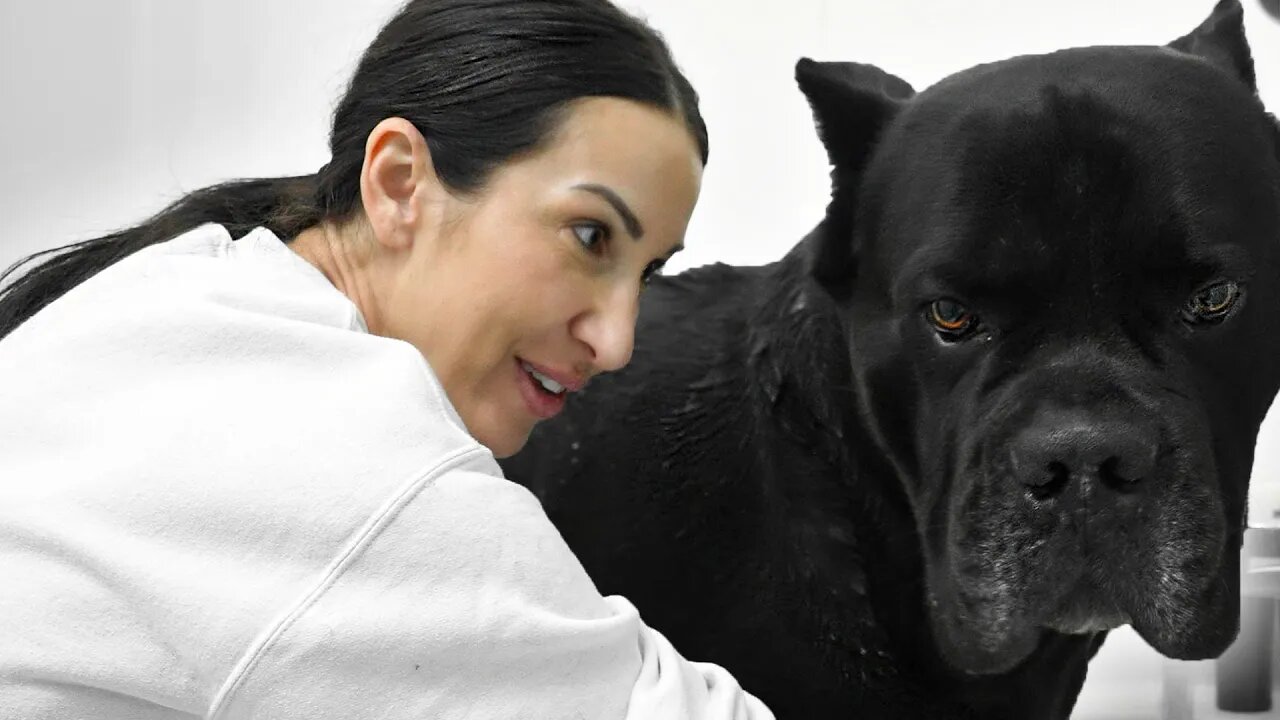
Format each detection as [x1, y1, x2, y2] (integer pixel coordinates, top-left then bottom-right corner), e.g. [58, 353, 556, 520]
[494, 98, 703, 227]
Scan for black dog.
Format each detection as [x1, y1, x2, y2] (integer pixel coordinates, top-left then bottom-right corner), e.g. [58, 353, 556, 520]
[501, 1, 1280, 716]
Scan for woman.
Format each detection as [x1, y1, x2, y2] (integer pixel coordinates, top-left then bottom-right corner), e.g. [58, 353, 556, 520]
[0, 1, 776, 718]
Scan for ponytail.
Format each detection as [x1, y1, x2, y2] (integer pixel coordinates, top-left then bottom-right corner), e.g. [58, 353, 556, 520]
[0, 174, 322, 341]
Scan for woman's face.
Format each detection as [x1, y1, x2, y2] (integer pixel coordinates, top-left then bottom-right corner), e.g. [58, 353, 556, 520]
[385, 98, 703, 457]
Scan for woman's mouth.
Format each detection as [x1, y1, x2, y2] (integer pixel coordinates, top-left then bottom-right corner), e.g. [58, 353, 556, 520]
[522, 361, 567, 395]
[515, 358, 569, 419]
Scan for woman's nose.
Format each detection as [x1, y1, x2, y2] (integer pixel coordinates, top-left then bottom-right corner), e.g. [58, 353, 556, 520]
[574, 283, 638, 373]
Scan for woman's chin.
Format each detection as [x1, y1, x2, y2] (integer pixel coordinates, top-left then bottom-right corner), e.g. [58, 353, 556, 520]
[474, 422, 535, 460]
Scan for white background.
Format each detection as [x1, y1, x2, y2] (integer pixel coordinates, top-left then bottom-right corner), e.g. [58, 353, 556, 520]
[2, 1, 1279, 717]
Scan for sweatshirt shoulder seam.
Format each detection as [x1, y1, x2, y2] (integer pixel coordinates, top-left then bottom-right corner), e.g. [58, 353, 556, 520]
[203, 444, 491, 719]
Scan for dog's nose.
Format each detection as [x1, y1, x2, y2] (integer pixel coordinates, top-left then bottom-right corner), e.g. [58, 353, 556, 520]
[1009, 412, 1158, 499]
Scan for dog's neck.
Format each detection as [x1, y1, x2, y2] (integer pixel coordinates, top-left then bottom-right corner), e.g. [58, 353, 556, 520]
[746, 228, 917, 543]
[742, 236, 927, 630]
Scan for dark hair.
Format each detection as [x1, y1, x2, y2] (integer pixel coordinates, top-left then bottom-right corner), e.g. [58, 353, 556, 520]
[0, 0, 708, 341]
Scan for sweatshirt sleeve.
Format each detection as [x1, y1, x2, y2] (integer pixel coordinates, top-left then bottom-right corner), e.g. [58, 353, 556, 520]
[206, 463, 776, 720]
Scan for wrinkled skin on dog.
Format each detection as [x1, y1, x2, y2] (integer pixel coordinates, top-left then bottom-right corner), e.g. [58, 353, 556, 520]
[501, 1, 1280, 717]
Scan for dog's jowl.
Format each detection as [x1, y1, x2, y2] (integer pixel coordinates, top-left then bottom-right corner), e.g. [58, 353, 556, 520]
[501, 1, 1280, 717]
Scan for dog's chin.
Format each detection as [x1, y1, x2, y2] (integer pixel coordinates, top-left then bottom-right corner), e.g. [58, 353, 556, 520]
[930, 609, 1045, 676]
[930, 585, 1130, 676]
[1042, 587, 1131, 635]
[932, 610, 1128, 676]
[1043, 613, 1128, 635]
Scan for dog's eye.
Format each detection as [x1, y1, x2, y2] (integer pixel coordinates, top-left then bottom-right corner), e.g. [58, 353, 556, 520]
[1184, 281, 1241, 323]
[928, 299, 978, 338]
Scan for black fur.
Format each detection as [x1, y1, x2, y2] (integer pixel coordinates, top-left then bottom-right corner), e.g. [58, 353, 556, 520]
[502, 1, 1280, 716]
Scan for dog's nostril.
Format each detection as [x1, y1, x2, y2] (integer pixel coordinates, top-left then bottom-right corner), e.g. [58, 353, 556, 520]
[1099, 455, 1142, 490]
[1026, 461, 1071, 500]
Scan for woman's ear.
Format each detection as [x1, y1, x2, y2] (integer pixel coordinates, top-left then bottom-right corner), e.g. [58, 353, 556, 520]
[359, 117, 441, 251]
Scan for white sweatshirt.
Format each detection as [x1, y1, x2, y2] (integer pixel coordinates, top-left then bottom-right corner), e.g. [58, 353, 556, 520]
[0, 224, 774, 720]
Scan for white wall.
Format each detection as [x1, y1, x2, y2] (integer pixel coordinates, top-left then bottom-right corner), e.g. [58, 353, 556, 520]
[3, 1, 1279, 716]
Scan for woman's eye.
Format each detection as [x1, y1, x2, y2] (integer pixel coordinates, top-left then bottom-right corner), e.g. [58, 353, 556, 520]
[572, 223, 608, 252]
[928, 298, 979, 339]
[1183, 280, 1241, 324]
[641, 259, 666, 286]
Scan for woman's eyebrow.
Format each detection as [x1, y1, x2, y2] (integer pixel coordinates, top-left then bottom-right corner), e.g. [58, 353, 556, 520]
[573, 183, 645, 239]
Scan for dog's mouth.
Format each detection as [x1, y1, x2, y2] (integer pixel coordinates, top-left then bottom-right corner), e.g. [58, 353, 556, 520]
[1040, 583, 1132, 635]
[925, 542, 1228, 676]
[920, 459, 1233, 676]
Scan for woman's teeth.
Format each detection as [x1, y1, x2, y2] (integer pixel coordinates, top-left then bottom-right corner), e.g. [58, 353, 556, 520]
[521, 361, 566, 395]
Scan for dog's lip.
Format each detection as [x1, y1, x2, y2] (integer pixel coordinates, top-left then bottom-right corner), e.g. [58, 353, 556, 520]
[1040, 590, 1132, 634]
[1042, 613, 1130, 635]
[518, 358, 588, 393]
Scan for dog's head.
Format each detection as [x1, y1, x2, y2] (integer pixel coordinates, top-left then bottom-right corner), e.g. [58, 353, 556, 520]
[799, 0, 1280, 675]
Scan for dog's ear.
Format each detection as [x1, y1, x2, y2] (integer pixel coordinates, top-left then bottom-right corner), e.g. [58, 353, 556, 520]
[797, 58, 913, 171]
[1168, 0, 1256, 93]
[796, 58, 913, 289]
